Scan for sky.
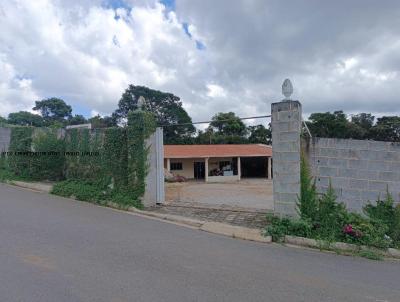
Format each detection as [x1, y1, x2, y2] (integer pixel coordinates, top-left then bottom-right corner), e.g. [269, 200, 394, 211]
[1, 0, 400, 122]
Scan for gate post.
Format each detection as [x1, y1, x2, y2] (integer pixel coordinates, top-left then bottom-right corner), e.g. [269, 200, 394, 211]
[271, 81, 302, 217]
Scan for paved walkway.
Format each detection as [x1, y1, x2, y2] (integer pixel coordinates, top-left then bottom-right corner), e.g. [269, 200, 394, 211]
[165, 178, 274, 210]
[147, 202, 270, 229]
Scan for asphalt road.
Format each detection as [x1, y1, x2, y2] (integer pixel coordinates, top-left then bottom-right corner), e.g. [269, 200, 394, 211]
[1, 184, 399, 302]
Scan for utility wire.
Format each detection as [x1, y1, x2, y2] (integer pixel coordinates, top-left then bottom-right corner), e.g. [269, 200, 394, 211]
[158, 115, 271, 127]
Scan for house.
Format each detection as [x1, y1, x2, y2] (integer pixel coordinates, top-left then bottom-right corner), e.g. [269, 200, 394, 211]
[164, 144, 272, 182]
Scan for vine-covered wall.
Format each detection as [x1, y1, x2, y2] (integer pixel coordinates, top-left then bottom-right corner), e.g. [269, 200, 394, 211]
[0, 110, 157, 204]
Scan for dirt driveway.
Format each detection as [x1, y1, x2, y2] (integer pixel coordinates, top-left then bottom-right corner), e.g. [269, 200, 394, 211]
[165, 179, 273, 210]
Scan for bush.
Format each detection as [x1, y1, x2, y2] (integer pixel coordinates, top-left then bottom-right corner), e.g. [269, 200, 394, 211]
[268, 156, 400, 251]
[313, 183, 349, 241]
[51, 179, 143, 209]
[30, 130, 65, 181]
[297, 155, 318, 220]
[265, 215, 312, 242]
[364, 190, 400, 248]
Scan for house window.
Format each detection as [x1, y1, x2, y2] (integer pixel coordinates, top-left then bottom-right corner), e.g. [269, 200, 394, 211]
[170, 162, 183, 170]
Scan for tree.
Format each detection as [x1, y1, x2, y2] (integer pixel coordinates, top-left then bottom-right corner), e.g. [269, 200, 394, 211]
[369, 116, 400, 142]
[248, 124, 271, 144]
[33, 98, 72, 124]
[114, 85, 195, 144]
[209, 112, 247, 136]
[68, 115, 87, 126]
[204, 112, 248, 144]
[307, 111, 350, 138]
[0, 116, 7, 125]
[88, 115, 117, 128]
[8, 111, 44, 127]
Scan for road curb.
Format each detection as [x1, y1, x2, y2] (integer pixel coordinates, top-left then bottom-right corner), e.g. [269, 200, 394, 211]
[284, 235, 400, 259]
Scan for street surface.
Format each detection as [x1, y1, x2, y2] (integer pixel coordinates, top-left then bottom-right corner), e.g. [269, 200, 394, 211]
[1, 183, 399, 302]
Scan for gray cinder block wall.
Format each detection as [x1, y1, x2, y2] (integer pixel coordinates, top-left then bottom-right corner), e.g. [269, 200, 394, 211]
[271, 100, 302, 217]
[304, 137, 400, 211]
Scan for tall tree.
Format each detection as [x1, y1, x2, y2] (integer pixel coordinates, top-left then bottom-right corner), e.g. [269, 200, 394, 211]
[8, 111, 44, 127]
[33, 98, 72, 124]
[248, 124, 271, 144]
[68, 115, 87, 126]
[209, 112, 247, 136]
[369, 116, 400, 142]
[88, 115, 117, 128]
[307, 111, 350, 138]
[0, 116, 7, 125]
[114, 85, 195, 143]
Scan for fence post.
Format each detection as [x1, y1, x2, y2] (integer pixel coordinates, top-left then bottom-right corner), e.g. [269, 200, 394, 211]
[271, 80, 302, 217]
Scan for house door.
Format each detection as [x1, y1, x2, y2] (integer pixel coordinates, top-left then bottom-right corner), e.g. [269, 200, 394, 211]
[193, 161, 205, 179]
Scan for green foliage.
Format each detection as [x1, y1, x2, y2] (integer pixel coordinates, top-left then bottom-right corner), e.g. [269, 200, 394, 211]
[33, 98, 72, 124]
[0, 116, 7, 125]
[364, 190, 400, 248]
[8, 127, 34, 177]
[68, 115, 87, 125]
[248, 124, 271, 144]
[358, 250, 383, 261]
[313, 183, 348, 240]
[267, 159, 400, 252]
[88, 115, 117, 128]
[114, 85, 195, 144]
[297, 154, 318, 220]
[8, 111, 44, 127]
[209, 112, 247, 137]
[127, 110, 156, 199]
[265, 215, 312, 242]
[30, 129, 65, 180]
[51, 179, 143, 208]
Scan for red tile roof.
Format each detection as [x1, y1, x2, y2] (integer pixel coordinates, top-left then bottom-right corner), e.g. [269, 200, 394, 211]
[164, 144, 272, 158]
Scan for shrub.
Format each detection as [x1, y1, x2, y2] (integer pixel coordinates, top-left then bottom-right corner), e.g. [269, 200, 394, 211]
[51, 179, 143, 208]
[265, 215, 312, 242]
[364, 190, 400, 248]
[297, 155, 318, 220]
[313, 183, 348, 241]
[30, 130, 65, 180]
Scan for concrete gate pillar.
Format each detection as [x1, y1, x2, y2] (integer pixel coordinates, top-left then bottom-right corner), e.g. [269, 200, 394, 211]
[271, 89, 302, 217]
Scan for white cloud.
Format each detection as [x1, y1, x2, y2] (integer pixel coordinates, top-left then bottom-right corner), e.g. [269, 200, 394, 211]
[1, 0, 400, 124]
[206, 84, 226, 98]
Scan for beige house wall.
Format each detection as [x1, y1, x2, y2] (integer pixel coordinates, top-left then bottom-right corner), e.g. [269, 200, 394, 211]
[165, 158, 198, 179]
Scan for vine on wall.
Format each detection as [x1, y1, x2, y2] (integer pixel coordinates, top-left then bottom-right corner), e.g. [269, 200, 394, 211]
[2, 110, 157, 207]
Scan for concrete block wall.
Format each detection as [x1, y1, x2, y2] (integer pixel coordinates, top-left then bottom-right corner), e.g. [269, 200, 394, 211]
[271, 100, 302, 217]
[304, 137, 400, 212]
[0, 127, 11, 152]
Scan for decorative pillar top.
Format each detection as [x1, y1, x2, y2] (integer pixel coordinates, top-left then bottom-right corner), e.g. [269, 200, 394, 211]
[282, 78, 293, 100]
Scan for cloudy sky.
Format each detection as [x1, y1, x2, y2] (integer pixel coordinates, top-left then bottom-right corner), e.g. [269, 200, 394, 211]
[1, 0, 399, 123]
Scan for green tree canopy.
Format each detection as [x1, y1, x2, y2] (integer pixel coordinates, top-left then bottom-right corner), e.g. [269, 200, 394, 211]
[307, 111, 351, 139]
[68, 115, 87, 126]
[369, 116, 400, 142]
[114, 85, 195, 144]
[8, 111, 44, 127]
[0, 116, 7, 125]
[248, 124, 271, 144]
[33, 98, 72, 123]
[88, 115, 117, 128]
[209, 112, 247, 137]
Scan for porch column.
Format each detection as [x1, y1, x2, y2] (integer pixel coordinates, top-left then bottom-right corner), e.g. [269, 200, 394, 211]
[166, 158, 171, 171]
[205, 157, 209, 182]
[268, 157, 272, 179]
[237, 157, 241, 180]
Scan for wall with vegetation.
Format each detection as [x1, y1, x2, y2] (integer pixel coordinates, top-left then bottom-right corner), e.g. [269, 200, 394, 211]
[0, 110, 158, 207]
[303, 137, 400, 212]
